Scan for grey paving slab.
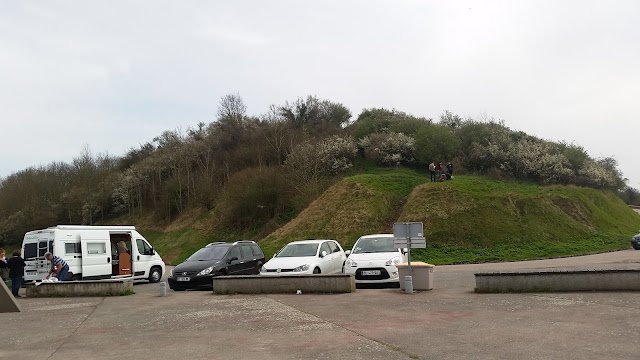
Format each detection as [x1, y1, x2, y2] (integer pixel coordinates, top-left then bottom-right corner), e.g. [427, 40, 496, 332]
[2, 250, 640, 360]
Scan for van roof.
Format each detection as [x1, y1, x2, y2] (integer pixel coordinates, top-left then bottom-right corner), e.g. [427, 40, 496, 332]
[47, 225, 137, 230]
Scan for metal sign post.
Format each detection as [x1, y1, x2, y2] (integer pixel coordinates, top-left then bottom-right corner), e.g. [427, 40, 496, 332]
[393, 222, 426, 294]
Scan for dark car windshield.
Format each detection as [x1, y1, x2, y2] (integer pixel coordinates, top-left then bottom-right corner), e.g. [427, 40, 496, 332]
[352, 237, 395, 254]
[276, 243, 319, 257]
[187, 245, 231, 261]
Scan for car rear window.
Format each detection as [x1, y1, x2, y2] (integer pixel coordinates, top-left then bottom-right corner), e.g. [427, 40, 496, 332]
[251, 244, 264, 258]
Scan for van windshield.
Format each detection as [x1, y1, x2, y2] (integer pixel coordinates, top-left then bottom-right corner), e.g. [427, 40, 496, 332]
[187, 246, 230, 262]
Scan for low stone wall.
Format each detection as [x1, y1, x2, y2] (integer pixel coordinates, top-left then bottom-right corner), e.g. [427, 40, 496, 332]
[26, 280, 135, 297]
[475, 269, 640, 293]
[213, 274, 355, 294]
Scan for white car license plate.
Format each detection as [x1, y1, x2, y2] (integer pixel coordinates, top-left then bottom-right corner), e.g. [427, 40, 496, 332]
[177, 277, 190, 282]
[362, 270, 381, 276]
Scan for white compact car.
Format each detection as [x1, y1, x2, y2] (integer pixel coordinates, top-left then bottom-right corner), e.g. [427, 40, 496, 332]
[261, 240, 347, 275]
[343, 234, 407, 284]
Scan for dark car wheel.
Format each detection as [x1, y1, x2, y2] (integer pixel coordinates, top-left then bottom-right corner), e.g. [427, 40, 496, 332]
[632, 240, 640, 250]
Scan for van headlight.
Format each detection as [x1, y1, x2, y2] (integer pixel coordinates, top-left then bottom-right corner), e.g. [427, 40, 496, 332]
[197, 266, 214, 276]
[293, 264, 310, 272]
[345, 259, 357, 267]
[385, 256, 401, 266]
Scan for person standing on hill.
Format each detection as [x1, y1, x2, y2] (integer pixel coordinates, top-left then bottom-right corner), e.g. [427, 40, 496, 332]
[7, 249, 25, 297]
[428, 162, 436, 182]
[446, 162, 454, 177]
[435, 162, 443, 180]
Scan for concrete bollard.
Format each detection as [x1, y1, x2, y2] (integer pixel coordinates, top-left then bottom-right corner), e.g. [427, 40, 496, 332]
[404, 276, 413, 294]
[159, 282, 167, 297]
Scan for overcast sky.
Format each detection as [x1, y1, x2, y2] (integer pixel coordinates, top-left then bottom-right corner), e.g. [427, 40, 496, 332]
[1, 1, 638, 187]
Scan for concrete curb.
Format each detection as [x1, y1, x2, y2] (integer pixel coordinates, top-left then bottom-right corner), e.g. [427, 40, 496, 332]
[213, 274, 355, 294]
[475, 269, 640, 293]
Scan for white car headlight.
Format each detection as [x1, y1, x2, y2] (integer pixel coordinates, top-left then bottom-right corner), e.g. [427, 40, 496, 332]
[197, 266, 214, 276]
[385, 256, 401, 266]
[260, 266, 266, 273]
[293, 264, 310, 272]
[346, 259, 357, 267]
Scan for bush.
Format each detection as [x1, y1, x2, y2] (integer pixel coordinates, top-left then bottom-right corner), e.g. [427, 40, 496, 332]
[218, 167, 294, 228]
[359, 132, 416, 166]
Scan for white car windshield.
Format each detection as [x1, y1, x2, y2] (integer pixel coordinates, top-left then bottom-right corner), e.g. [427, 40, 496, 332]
[276, 243, 319, 257]
[352, 237, 395, 254]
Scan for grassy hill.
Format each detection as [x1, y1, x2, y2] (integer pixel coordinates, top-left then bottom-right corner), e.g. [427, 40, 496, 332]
[400, 176, 640, 264]
[260, 172, 640, 264]
[139, 170, 640, 265]
[259, 168, 427, 257]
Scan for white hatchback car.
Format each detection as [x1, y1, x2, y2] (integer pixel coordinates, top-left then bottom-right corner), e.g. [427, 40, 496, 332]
[343, 234, 407, 284]
[260, 240, 347, 275]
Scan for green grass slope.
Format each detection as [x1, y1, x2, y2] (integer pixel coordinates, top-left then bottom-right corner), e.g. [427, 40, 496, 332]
[401, 176, 640, 264]
[259, 168, 428, 257]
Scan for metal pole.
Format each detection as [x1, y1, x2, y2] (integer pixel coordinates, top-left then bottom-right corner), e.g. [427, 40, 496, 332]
[406, 223, 412, 276]
[405, 223, 413, 294]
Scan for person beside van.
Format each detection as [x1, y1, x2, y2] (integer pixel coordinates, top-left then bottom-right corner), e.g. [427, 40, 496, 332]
[0, 248, 9, 286]
[45, 252, 69, 281]
[7, 250, 25, 297]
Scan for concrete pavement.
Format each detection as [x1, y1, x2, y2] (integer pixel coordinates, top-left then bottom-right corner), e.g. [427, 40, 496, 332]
[2, 250, 640, 360]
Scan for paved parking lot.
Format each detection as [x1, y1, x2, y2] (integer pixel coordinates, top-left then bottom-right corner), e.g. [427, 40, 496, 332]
[2, 250, 640, 360]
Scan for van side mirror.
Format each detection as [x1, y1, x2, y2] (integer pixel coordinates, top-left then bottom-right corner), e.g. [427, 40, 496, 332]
[345, 250, 351, 256]
[320, 251, 327, 258]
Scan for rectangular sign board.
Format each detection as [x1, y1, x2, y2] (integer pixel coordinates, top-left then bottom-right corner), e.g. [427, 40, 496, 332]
[393, 222, 423, 238]
[393, 222, 426, 249]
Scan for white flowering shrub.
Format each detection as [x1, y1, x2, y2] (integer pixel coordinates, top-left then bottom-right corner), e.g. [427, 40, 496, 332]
[359, 132, 416, 165]
[285, 135, 356, 181]
[319, 135, 357, 173]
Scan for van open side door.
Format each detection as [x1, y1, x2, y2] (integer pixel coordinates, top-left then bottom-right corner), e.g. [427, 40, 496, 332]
[80, 231, 112, 280]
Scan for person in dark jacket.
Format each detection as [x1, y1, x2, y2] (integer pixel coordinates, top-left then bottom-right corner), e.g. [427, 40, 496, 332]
[7, 249, 26, 297]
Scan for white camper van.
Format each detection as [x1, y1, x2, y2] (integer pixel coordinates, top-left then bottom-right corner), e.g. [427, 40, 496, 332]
[22, 225, 165, 283]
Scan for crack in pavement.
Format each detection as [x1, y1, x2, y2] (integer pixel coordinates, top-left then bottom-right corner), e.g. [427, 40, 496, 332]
[45, 297, 106, 360]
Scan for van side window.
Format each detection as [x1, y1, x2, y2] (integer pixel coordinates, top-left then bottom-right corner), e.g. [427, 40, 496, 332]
[136, 239, 153, 256]
[65, 243, 81, 255]
[86, 242, 107, 255]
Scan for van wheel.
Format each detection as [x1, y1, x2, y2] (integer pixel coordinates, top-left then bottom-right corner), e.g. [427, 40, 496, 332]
[148, 267, 162, 283]
[313, 267, 321, 274]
